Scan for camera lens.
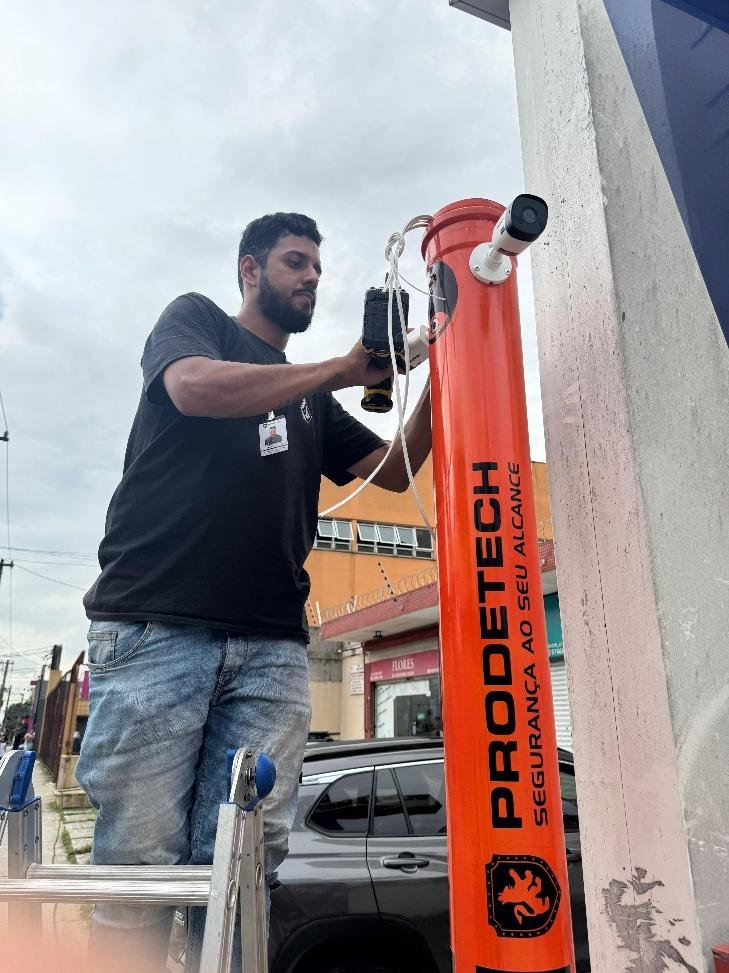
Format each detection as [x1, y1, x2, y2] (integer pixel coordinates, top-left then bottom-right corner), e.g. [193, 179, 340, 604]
[522, 206, 537, 224]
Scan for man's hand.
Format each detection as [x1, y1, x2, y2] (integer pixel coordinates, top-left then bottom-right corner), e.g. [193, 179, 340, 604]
[333, 340, 393, 392]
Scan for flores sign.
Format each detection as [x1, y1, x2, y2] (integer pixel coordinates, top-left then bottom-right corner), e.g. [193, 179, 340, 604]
[369, 648, 439, 682]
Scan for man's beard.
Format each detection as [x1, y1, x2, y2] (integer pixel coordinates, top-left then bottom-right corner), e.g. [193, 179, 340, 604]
[258, 272, 316, 334]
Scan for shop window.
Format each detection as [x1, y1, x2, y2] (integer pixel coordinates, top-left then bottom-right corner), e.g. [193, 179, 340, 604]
[393, 762, 446, 836]
[308, 771, 373, 835]
[372, 768, 409, 837]
[314, 518, 353, 551]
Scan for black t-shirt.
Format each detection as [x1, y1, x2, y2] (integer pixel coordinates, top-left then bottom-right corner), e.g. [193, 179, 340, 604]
[84, 293, 384, 640]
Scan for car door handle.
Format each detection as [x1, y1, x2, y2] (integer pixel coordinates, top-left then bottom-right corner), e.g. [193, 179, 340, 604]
[381, 855, 431, 871]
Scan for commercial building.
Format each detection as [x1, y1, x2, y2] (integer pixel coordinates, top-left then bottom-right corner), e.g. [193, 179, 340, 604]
[304, 457, 569, 744]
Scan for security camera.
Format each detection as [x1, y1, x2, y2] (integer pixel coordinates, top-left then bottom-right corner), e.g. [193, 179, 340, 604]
[470, 194, 549, 285]
[492, 194, 548, 256]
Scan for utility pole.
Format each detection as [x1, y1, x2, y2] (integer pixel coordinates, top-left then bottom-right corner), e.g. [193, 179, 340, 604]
[50, 644, 62, 670]
[0, 424, 9, 725]
[0, 659, 14, 727]
[31, 663, 47, 743]
[0, 658, 11, 716]
[0, 546, 15, 730]
[2, 684, 13, 727]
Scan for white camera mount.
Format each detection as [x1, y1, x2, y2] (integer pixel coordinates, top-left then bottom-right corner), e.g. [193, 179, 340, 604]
[469, 242, 513, 285]
[470, 194, 548, 286]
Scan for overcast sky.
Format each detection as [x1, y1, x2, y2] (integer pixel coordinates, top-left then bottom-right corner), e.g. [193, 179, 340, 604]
[0, 0, 541, 702]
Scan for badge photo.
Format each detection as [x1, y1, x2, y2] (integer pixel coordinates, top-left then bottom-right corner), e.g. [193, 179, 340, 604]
[259, 416, 288, 456]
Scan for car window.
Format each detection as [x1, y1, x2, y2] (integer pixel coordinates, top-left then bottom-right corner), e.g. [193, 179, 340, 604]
[559, 765, 577, 801]
[372, 768, 409, 836]
[393, 762, 446, 836]
[559, 765, 579, 828]
[308, 771, 373, 835]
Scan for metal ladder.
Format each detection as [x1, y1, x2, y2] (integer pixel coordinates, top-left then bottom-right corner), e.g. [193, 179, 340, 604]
[0, 746, 275, 973]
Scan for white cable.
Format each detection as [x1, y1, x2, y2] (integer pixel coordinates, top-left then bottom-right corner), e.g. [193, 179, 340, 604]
[320, 219, 425, 519]
[396, 271, 431, 298]
[397, 270, 446, 302]
[386, 235, 433, 534]
[318, 432, 397, 517]
[320, 215, 434, 534]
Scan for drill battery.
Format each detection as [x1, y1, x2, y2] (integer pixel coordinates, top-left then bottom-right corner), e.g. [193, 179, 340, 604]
[361, 286, 410, 412]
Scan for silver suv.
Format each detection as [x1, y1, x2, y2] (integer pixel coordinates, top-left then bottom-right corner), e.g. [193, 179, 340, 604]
[269, 738, 589, 973]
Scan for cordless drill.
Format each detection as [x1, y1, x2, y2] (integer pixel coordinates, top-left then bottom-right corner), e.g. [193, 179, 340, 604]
[360, 285, 410, 413]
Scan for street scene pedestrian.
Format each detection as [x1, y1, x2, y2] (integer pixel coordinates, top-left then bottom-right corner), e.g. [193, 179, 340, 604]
[11, 722, 26, 751]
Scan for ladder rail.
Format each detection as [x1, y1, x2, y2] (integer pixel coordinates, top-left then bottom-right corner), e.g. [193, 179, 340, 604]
[26, 863, 212, 880]
[0, 877, 211, 905]
[199, 801, 247, 973]
[240, 800, 267, 973]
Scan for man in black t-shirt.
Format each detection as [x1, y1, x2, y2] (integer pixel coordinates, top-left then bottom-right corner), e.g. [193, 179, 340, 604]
[77, 212, 432, 973]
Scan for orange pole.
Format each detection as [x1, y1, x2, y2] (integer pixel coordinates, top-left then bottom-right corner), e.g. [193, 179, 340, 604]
[423, 198, 575, 973]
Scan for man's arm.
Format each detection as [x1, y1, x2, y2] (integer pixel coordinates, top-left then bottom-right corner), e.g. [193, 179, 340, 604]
[163, 341, 391, 419]
[348, 378, 432, 493]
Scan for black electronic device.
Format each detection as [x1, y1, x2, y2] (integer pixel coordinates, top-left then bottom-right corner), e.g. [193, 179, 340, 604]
[360, 285, 409, 413]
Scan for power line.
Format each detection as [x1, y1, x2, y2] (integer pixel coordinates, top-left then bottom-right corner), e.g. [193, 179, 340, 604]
[0, 632, 53, 651]
[3, 442, 9, 557]
[0, 646, 53, 658]
[0, 384, 10, 558]
[14, 564, 88, 592]
[0, 383, 11, 655]
[14, 558, 97, 567]
[7, 546, 96, 559]
[0, 558, 12, 654]
[0, 387, 90, 657]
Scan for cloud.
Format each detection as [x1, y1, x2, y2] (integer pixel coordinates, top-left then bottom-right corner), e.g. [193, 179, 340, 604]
[0, 0, 543, 690]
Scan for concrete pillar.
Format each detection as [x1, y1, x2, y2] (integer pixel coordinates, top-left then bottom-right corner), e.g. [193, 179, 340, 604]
[508, 0, 729, 969]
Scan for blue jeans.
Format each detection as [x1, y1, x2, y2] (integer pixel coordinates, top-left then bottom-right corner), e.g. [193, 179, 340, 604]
[76, 620, 311, 973]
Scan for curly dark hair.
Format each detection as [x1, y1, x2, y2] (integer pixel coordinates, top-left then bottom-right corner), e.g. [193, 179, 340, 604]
[238, 212, 322, 296]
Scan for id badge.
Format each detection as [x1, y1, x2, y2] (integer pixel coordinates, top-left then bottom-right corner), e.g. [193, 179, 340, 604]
[259, 416, 288, 456]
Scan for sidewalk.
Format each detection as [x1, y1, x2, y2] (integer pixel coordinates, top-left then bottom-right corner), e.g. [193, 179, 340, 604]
[0, 757, 93, 957]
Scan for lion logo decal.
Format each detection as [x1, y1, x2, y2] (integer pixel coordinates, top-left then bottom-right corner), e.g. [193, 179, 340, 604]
[486, 855, 561, 938]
